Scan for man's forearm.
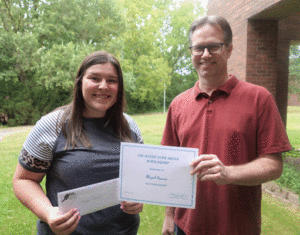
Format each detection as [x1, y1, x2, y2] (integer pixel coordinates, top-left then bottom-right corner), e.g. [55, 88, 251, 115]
[227, 153, 283, 186]
[165, 206, 175, 217]
[162, 207, 176, 235]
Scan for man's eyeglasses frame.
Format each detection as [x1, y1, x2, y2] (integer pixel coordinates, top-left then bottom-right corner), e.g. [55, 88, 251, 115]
[189, 43, 226, 56]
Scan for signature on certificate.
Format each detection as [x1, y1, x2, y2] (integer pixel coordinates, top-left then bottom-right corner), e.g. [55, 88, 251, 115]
[168, 193, 188, 200]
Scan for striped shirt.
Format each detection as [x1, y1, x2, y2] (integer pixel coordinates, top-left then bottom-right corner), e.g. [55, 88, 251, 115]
[19, 110, 143, 172]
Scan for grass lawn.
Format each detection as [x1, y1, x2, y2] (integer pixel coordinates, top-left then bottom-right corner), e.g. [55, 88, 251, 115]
[0, 130, 37, 235]
[1, 107, 299, 234]
[286, 106, 300, 149]
[261, 193, 300, 235]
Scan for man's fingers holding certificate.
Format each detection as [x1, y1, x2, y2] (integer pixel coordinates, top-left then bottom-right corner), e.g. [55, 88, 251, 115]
[190, 154, 230, 185]
[120, 202, 143, 214]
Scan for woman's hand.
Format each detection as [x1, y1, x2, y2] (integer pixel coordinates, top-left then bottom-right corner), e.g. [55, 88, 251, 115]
[120, 202, 143, 214]
[46, 207, 80, 235]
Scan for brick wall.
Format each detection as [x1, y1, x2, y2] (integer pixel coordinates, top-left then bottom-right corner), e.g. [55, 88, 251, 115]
[246, 20, 278, 96]
[206, 0, 300, 126]
[207, 0, 281, 81]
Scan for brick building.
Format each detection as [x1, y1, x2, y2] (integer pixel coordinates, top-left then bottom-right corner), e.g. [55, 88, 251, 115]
[207, 0, 300, 125]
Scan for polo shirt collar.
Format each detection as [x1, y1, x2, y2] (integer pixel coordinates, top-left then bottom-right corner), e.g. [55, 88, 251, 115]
[193, 74, 239, 99]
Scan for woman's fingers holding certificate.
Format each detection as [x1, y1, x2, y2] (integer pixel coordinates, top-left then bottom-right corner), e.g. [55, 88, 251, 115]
[121, 202, 143, 214]
[47, 207, 80, 235]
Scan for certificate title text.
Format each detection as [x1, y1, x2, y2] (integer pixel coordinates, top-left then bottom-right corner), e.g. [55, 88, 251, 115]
[138, 154, 179, 165]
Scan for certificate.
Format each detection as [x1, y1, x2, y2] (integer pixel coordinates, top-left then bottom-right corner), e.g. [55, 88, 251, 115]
[58, 178, 120, 216]
[119, 143, 198, 208]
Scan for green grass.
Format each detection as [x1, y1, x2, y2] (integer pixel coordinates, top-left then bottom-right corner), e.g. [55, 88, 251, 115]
[132, 112, 167, 145]
[0, 130, 38, 235]
[1, 108, 299, 234]
[277, 106, 300, 196]
[261, 193, 300, 235]
[276, 159, 300, 195]
[138, 204, 166, 235]
[287, 106, 300, 149]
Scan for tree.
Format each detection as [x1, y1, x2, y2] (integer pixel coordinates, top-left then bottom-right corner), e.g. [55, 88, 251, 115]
[157, 0, 204, 107]
[160, 0, 204, 75]
[0, 0, 38, 33]
[118, 0, 205, 112]
[0, 0, 206, 124]
[33, 42, 96, 91]
[118, 0, 172, 112]
[289, 43, 300, 97]
[0, 0, 126, 125]
[31, 0, 125, 48]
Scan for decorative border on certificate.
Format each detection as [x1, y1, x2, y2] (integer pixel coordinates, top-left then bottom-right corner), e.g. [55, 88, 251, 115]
[119, 143, 198, 209]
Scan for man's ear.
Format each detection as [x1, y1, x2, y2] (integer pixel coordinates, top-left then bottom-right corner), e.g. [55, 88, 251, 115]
[227, 43, 233, 59]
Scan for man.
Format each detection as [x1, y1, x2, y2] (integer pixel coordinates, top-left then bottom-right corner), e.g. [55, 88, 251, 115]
[161, 15, 291, 235]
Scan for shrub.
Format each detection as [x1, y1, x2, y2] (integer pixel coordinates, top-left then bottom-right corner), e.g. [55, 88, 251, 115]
[0, 82, 70, 126]
[276, 149, 300, 196]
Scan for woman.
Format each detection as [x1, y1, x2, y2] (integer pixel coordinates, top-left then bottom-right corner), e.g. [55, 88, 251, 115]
[13, 51, 143, 235]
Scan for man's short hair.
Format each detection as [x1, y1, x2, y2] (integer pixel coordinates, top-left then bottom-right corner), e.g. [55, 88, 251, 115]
[189, 15, 233, 46]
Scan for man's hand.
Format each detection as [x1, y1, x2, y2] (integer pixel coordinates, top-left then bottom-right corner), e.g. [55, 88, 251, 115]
[190, 154, 231, 185]
[120, 202, 143, 214]
[46, 207, 80, 235]
[162, 214, 175, 235]
[190, 153, 283, 186]
[162, 206, 175, 235]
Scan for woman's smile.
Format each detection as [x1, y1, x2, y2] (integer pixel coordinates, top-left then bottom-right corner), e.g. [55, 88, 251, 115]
[82, 63, 119, 118]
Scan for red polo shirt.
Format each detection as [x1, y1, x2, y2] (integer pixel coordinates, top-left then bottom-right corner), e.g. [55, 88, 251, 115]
[161, 75, 291, 235]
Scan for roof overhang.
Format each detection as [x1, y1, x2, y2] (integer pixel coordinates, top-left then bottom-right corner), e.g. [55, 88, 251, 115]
[249, 0, 300, 20]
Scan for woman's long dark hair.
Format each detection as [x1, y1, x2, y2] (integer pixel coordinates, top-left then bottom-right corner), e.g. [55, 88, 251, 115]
[58, 51, 133, 149]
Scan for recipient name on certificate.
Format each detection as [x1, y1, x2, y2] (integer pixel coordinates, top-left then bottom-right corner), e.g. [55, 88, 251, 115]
[119, 143, 198, 209]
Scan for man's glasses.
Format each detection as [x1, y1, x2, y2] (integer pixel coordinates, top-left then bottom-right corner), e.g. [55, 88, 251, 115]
[189, 43, 225, 55]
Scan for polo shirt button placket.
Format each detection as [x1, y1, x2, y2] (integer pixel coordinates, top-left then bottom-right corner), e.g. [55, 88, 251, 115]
[207, 99, 213, 114]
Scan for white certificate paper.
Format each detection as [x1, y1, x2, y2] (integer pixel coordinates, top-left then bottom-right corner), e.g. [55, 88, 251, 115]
[58, 178, 120, 216]
[119, 143, 198, 208]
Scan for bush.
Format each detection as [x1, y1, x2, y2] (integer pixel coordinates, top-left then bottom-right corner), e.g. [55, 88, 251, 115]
[275, 149, 300, 195]
[284, 146, 300, 158]
[0, 82, 70, 126]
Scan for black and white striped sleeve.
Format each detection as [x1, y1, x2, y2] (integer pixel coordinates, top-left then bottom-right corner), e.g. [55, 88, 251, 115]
[19, 110, 62, 173]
